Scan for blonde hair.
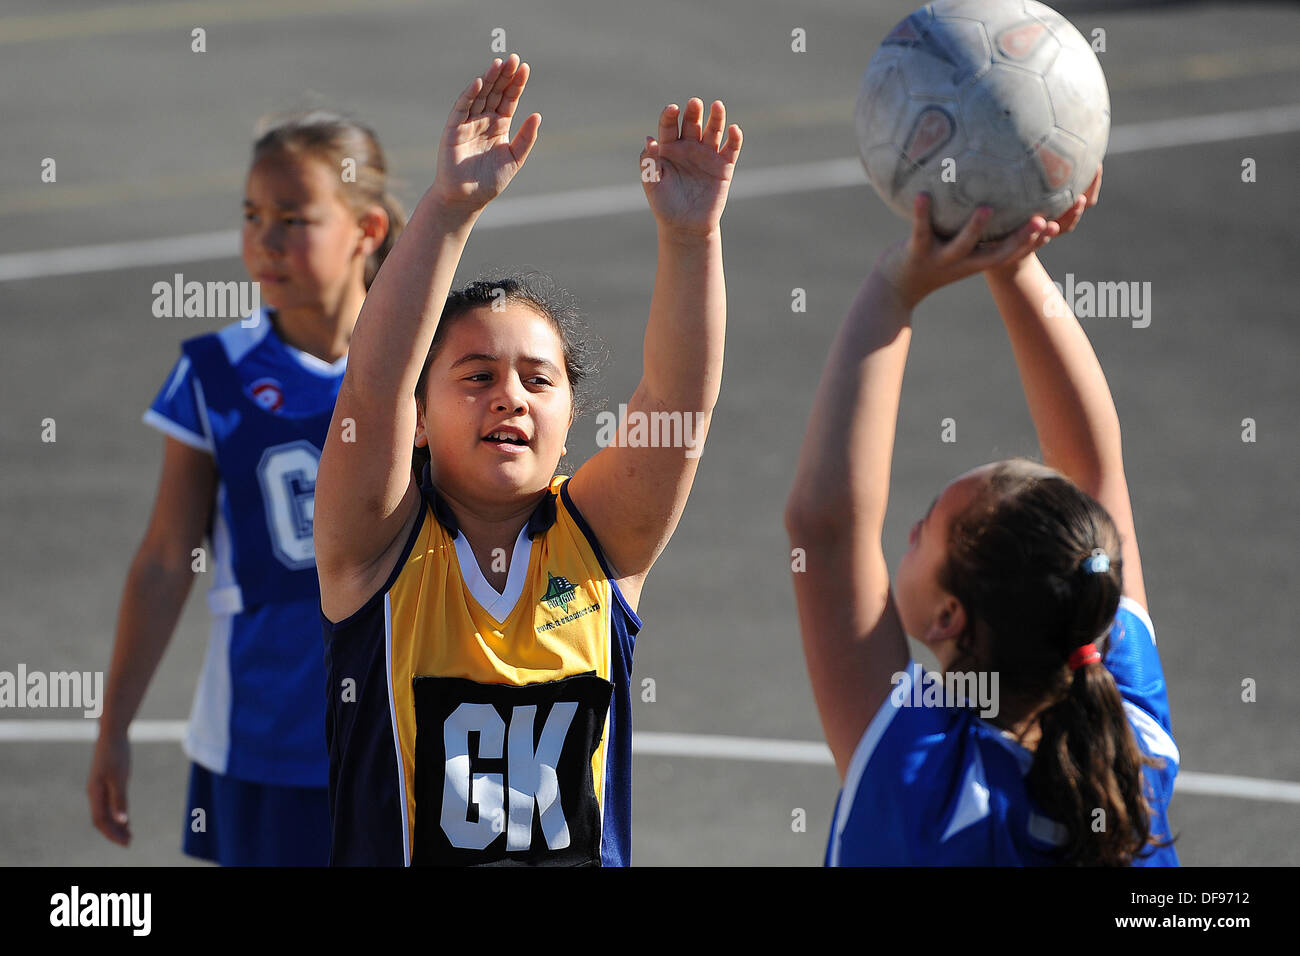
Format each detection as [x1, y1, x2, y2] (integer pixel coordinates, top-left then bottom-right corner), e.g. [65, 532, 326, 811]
[252, 109, 405, 288]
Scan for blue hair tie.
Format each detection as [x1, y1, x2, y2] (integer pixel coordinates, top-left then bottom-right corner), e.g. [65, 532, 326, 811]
[1082, 549, 1110, 574]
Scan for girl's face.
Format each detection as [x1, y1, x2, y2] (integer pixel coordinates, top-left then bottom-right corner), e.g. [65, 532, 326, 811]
[241, 151, 371, 312]
[894, 464, 995, 661]
[415, 303, 573, 504]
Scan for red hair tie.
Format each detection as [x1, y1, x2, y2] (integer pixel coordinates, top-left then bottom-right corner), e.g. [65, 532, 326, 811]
[1068, 643, 1102, 671]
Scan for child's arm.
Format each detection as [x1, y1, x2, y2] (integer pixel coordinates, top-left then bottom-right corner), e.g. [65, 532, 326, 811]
[315, 56, 540, 619]
[985, 254, 1145, 608]
[982, 171, 1146, 609]
[89, 437, 216, 845]
[786, 198, 1055, 779]
[784, 267, 915, 779]
[565, 100, 741, 606]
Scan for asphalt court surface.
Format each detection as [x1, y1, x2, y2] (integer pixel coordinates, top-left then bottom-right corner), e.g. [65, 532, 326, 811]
[0, 0, 1297, 866]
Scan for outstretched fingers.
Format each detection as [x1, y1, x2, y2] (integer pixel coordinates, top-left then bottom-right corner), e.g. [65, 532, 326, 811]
[658, 104, 681, 146]
[679, 97, 706, 142]
[468, 58, 506, 118]
[908, 193, 936, 258]
[938, 204, 992, 263]
[703, 101, 726, 150]
[485, 54, 525, 116]
[655, 99, 741, 158]
[721, 123, 743, 163]
[1084, 163, 1103, 206]
[974, 215, 1058, 270]
[496, 58, 530, 118]
[509, 111, 543, 166]
[1052, 194, 1087, 234]
[448, 75, 485, 128]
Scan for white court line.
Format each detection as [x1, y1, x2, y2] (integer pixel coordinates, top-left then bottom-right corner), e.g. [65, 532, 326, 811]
[0, 720, 186, 742]
[1175, 771, 1300, 804]
[635, 730, 833, 765]
[0, 232, 238, 284]
[2, 103, 1299, 283]
[635, 732, 1300, 805]
[4, 720, 1299, 805]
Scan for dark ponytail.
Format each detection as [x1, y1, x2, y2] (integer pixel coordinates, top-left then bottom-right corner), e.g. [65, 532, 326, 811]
[940, 458, 1172, 866]
[251, 109, 406, 290]
[1030, 654, 1162, 866]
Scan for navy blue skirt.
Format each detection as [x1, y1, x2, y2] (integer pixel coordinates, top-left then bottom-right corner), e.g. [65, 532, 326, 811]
[183, 762, 330, 866]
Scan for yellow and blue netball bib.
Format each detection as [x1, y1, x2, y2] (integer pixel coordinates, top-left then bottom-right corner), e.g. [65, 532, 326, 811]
[323, 464, 641, 866]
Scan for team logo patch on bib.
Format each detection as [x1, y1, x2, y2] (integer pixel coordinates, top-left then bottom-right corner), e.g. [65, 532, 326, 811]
[540, 572, 578, 612]
[412, 672, 613, 866]
[248, 377, 284, 413]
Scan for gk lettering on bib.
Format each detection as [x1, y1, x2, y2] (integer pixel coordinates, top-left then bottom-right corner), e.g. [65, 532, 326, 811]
[411, 672, 613, 866]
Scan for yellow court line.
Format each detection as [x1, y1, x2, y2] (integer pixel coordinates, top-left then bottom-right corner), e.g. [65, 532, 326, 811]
[0, 43, 1296, 217]
[1108, 43, 1300, 87]
[0, 0, 432, 45]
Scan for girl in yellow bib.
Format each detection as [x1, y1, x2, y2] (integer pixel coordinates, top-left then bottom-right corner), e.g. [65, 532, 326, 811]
[314, 55, 742, 865]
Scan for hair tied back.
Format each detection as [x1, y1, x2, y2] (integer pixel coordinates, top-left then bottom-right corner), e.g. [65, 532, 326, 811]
[1082, 548, 1110, 575]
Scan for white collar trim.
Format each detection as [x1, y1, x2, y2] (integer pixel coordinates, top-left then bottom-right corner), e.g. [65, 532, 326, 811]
[452, 524, 534, 622]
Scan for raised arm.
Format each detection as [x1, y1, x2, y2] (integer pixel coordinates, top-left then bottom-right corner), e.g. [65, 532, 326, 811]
[566, 99, 741, 605]
[981, 170, 1146, 609]
[314, 56, 540, 618]
[784, 266, 916, 778]
[786, 198, 1056, 778]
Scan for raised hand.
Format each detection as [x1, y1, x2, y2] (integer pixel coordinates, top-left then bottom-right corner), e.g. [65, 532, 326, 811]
[977, 163, 1101, 284]
[1048, 163, 1102, 236]
[432, 55, 541, 214]
[640, 99, 743, 238]
[877, 193, 1060, 308]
